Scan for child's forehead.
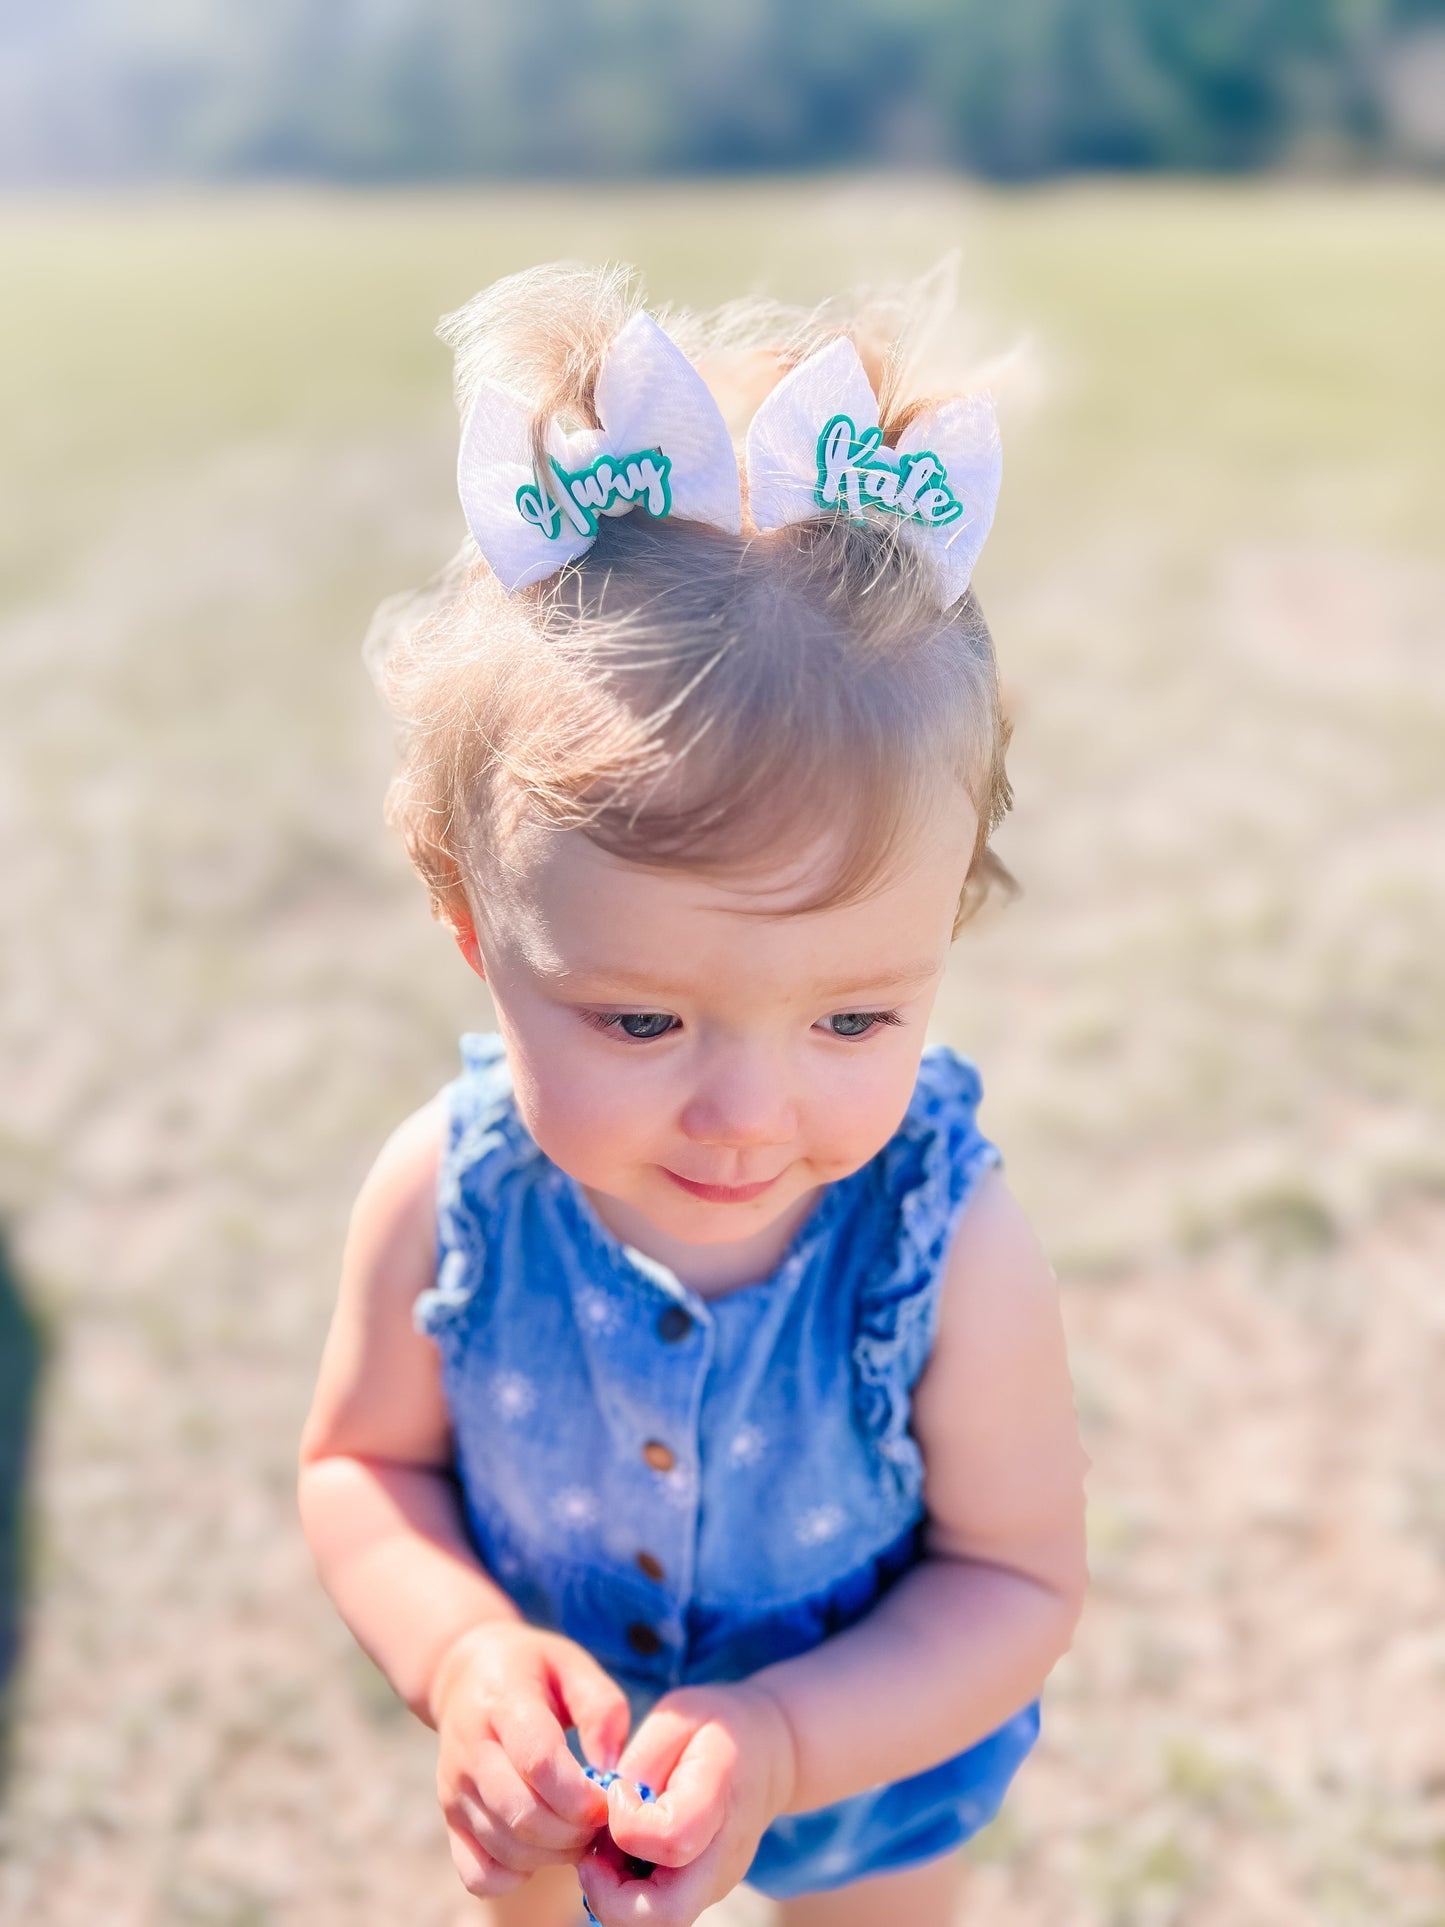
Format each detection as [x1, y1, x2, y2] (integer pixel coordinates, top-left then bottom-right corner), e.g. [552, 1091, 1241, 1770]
[484, 800, 974, 984]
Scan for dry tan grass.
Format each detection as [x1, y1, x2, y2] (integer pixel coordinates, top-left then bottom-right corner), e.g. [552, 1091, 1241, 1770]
[0, 182, 1442, 1925]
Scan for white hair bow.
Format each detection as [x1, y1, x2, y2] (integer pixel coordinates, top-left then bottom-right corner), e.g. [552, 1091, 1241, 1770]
[745, 335, 1002, 609]
[457, 312, 742, 592]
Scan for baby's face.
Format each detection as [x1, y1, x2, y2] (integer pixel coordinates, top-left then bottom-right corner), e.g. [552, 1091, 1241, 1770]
[468, 789, 977, 1265]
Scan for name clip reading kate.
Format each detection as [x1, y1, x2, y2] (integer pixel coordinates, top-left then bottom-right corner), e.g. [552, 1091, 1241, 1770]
[814, 415, 965, 529]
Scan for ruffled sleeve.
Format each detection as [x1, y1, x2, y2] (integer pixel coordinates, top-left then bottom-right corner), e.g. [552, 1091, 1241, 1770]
[413, 1032, 537, 1355]
[852, 1046, 1002, 1493]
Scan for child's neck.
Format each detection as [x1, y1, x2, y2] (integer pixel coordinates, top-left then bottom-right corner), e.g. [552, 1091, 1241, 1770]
[581, 1182, 826, 1299]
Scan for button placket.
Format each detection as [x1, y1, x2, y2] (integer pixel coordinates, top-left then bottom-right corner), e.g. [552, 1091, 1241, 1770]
[624, 1284, 713, 1684]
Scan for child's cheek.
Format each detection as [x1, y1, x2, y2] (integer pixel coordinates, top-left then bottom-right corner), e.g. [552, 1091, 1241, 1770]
[818, 1038, 926, 1170]
[535, 1099, 636, 1186]
[511, 1043, 654, 1186]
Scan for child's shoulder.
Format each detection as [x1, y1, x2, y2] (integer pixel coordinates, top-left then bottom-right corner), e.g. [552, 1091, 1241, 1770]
[300, 1094, 453, 1473]
[438, 1031, 538, 1191]
[909, 1041, 987, 1122]
[880, 1041, 997, 1201]
[856, 1045, 996, 1299]
[847, 1043, 1003, 1478]
[346, 1095, 447, 1266]
[450, 1029, 514, 1108]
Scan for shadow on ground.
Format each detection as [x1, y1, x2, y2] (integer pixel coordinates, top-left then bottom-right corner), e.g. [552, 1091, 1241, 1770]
[0, 1226, 44, 1799]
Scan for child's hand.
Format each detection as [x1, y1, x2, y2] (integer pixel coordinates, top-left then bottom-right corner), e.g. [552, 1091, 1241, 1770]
[429, 1622, 632, 1900]
[579, 1681, 797, 1927]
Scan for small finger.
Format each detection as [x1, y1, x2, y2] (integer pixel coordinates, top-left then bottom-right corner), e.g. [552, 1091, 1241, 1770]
[493, 1695, 608, 1830]
[459, 1787, 584, 1877]
[616, 1698, 699, 1792]
[552, 1645, 632, 1772]
[464, 1809, 582, 1878]
[447, 1825, 525, 1900]
[471, 1741, 595, 1856]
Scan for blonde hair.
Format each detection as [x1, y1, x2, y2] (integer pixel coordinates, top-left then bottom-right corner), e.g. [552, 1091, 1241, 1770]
[368, 262, 1015, 939]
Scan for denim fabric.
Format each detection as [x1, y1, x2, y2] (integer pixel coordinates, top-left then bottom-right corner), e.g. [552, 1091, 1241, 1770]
[415, 1032, 1039, 1897]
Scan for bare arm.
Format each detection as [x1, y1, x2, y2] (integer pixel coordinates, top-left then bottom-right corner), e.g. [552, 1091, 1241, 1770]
[749, 1166, 1090, 1812]
[300, 1100, 631, 1900]
[297, 1099, 523, 1723]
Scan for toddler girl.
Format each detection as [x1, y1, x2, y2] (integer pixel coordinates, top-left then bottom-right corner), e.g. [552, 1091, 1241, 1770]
[299, 263, 1088, 1927]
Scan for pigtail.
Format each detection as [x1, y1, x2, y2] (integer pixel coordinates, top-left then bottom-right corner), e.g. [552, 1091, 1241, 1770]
[439, 262, 643, 472]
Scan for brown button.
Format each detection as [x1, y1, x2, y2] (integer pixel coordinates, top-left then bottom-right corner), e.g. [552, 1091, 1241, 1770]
[635, 1550, 665, 1583]
[626, 1621, 663, 1658]
[656, 1305, 693, 1343]
[642, 1440, 675, 1473]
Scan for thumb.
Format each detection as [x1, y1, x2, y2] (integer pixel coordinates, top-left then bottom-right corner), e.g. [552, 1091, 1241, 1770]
[617, 1693, 700, 1789]
[551, 1643, 631, 1772]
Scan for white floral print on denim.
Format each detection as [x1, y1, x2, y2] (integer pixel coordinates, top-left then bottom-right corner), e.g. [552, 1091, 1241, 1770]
[728, 1424, 768, 1467]
[491, 1370, 537, 1420]
[658, 1466, 696, 1509]
[551, 1487, 601, 1531]
[578, 1288, 622, 1335]
[795, 1503, 847, 1546]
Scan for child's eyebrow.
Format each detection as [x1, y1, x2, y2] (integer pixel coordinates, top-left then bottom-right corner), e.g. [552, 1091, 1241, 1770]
[551, 962, 942, 1000]
[814, 965, 942, 998]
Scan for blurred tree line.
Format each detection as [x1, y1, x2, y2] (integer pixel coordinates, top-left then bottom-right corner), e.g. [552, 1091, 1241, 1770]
[1, 0, 1443, 182]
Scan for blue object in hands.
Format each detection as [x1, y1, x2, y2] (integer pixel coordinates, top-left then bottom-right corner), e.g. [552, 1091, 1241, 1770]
[581, 1768, 656, 1925]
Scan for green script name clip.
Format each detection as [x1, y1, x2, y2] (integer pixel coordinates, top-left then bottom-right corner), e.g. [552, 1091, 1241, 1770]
[517, 447, 674, 540]
[814, 415, 963, 528]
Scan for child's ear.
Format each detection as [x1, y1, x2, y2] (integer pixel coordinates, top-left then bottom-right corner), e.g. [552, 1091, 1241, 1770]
[445, 906, 486, 979]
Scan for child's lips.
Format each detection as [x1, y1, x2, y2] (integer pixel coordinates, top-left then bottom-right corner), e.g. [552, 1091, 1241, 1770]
[663, 1168, 782, 1204]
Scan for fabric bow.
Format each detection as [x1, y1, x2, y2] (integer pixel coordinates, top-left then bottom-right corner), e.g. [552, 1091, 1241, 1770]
[457, 312, 742, 592]
[745, 335, 1002, 609]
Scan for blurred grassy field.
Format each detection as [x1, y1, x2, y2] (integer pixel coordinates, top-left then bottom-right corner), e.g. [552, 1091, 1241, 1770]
[1, 180, 1442, 1925]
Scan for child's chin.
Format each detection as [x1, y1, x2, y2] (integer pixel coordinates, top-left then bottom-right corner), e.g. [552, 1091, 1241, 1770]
[670, 1212, 773, 1246]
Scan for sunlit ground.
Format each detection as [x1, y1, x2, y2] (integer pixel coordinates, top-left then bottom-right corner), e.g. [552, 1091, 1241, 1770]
[1, 179, 1442, 1925]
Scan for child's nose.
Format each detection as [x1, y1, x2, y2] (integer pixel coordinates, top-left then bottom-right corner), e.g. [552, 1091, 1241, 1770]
[678, 1050, 796, 1149]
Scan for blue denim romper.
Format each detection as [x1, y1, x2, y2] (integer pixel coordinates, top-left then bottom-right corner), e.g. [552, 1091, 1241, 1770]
[415, 1033, 1040, 1899]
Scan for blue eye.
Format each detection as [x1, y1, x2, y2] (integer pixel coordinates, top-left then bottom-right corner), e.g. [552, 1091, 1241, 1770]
[820, 1010, 902, 1039]
[588, 1011, 679, 1041]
